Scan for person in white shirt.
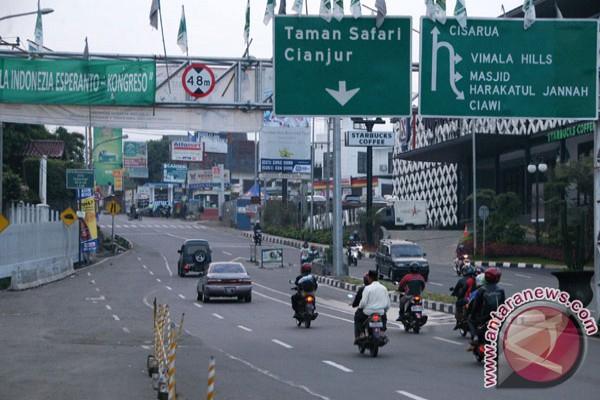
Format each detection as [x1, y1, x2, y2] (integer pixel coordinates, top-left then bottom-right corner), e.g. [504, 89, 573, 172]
[354, 270, 390, 343]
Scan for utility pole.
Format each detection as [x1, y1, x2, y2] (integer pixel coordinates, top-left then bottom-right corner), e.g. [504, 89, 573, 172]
[472, 129, 477, 256]
[325, 119, 332, 227]
[593, 120, 599, 324]
[0, 122, 3, 215]
[310, 118, 315, 231]
[332, 117, 345, 277]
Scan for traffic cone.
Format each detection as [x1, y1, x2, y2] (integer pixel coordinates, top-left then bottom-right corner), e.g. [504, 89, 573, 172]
[463, 225, 469, 238]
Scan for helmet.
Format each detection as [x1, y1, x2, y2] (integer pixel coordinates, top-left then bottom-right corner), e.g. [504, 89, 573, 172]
[409, 262, 419, 273]
[484, 267, 502, 284]
[475, 265, 485, 275]
[301, 264, 312, 274]
[475, 273, 486, 288]
[310, 245, 317, 251]
[462, 266, 475, 276]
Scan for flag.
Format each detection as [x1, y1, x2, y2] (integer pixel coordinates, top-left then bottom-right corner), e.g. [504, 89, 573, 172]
[264, 0, 276, 25]
[320, 0, 332, 22]
[454, 0, 467, 28]
[434, 0, 446, 24]
[523, 0, 535, 29]
[83, 37, 89, 59]
[279, 0, 287, 14]
[292, 0, 304, 14]
[33, 0, 43, 51]
[501, 4, 506, 17]
[177, 5, 188, 54]
[554, 1, 563, 18]
[149, 0, 159, 29]
[425, 0, 436, 20]
[333, 0, 344, 21]
[375, 0, 386, 28]
[244, 0, 251, 45]
[350, 0, 361, 18]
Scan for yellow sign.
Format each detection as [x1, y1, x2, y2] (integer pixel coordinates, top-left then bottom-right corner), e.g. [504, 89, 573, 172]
[106, 200, 121, 215]
[60, 207, 78, 226]
[0, 213, 10, 234]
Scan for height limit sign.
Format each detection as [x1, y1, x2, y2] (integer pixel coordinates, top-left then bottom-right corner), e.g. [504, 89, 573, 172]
[182, 63, 216, 98]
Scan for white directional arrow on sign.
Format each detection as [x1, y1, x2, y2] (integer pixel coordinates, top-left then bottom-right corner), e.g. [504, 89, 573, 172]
[325, 81, 360, 106]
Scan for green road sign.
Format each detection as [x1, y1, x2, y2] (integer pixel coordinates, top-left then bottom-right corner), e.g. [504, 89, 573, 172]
[274, 16, 411, 116]
[66, 169, 94, 189]
[419, 18, 598, 120]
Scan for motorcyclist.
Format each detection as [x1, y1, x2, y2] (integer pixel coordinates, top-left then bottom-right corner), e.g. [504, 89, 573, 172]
[354, 270, 390, 343]
[451, 266, 476, 330]
[396, 263, 426, 321]
[467, 268, 506, 350]
[348, 230, 361, 247]
[253, 220, 262, 233]
[300, 240, 310, 263]
[291, 264, 318, 318]
[130, 204, 137, 219]
[253, 221, 262, 245]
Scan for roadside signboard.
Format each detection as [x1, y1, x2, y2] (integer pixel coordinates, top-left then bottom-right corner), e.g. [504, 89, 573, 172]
[93, 127, 123, 186]
[181, 63, 215, 98]
[123, 141, 149, 178]
[163, 163, 188, 184]
[0, 213, 10, 234]
[60, 207, 78, 226]
[66, 169, 94, 189]
[547, 122, 595, 143]
[345, 131, 394, 147]
[261, 248, 284, 269]
[171, 141, 203, 162]
[478, 205, 490, 221]
[273, 16, 412, 116]
[106, 200, 121, 216]
[260, 126, 311, 177]
[419, 18, 599, 119]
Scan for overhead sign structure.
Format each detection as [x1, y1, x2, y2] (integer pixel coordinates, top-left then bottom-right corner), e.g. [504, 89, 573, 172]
[0, 58, 155, 106]
[273, 16, 412, 116]
[66, 169, 94, 189]
[171, 141, 203, 162]
[0, 213, 10, 234]
[260, 126, 312, 177]
[419, 18, 599, 119]
[345, 131, 394, 147]
[106, 200, 121, 216]
[60, 207, 78, 226]
[181, 63, 215, 98]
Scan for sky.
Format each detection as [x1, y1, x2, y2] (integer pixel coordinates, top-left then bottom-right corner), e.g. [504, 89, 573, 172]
[1, 0, 524, 140]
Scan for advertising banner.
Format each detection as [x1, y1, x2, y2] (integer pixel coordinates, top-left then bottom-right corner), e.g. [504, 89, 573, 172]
[123, 141, 149, 178]
[171, 140, 203, 162]
[198, 132, 228, 154]
[93, 127, 123, 186]
[0, 58, 155, 106]
[188, 169, 231, 190]
[163, 163, 188, 183]
[81, 196, 98, 253]
[260, 126, 311, 177]
[345, 131, 394, 147]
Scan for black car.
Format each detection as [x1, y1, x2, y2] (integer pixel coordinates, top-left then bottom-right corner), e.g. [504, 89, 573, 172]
[375, 239, 429, 282]
[177, 239, 212, 277]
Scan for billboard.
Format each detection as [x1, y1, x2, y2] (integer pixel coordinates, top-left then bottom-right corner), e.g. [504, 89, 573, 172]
[188, 169, 231, 190]
[259, 126, 311, 177]
[163, 163, 188, 183]
[123, 141, 148, 178]
[93, 127, 123, 186]
[198, 132, 228, 154]
[171, 140, 203, 162]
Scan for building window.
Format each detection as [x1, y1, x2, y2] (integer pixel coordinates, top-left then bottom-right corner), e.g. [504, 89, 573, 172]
[357, 151, 367, 174]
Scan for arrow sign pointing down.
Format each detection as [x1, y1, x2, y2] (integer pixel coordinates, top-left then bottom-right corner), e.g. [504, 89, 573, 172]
[325, 81, 360, 106]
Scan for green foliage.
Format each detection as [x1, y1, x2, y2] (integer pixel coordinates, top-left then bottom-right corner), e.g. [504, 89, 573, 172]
[22, 158, 83, 209]
[54, 126, 85, 163]
[468, 189, 524, 245]
[147, 137, 171, 182]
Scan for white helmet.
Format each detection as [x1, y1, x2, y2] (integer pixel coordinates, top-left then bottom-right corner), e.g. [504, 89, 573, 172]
[475, 273, 486, 288]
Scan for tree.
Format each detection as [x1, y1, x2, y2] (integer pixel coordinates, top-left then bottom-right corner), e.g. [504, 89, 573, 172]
[54, 126, 85, 163]
[147, 136, 171, 182]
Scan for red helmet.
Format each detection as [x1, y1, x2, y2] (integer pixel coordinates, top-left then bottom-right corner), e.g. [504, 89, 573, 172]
[484, 267, 502, 284]
[301, 264, 312, 274]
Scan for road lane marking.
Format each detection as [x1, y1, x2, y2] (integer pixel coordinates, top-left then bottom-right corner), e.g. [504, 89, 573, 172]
[90, 279, 95, 284]
[149, 271, 154, 276]
[428, 282, 443, 286]
[322, 361, 353, 373]
[141, 345, 151, 350]
[433, 336, 462, 346]
[166, 286, 172, 291]
[87, 272, 91, 276]
[222, 251, 233, 256]
[193, 303, 203, 309]
[122, 327, 130, 333]
[156, 278, 161, 283]
[515, 273, 531, 279]
[272, 339, 293, 349]
[162, 254, 173, 277]
[112, 314, 120, 321]
[105, 304, 112, 311]
[237, 325, 252, 332]
[396, 390, 428, 400]
[166, 232, 189, 240]
[123, 225, 129, 228]
[212, 313, 224, 319]
[142, 265, 148, 269]
[137, 257, 142, 261]
[178, 294, 186, 300]
[95, 288, 100, 292]
[502, 282, 515, 287]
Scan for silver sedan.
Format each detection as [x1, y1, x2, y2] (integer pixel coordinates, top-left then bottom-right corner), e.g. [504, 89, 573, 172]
[196, 262, 252, 303]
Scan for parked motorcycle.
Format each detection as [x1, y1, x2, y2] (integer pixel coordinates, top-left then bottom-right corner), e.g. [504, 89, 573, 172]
[356, 313, 388, 357]
[398, 294, 428, 334]
[454, 254, 471, 276]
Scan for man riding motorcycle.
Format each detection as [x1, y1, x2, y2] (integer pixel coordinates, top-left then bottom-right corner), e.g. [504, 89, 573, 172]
[291, 264, 318, 318]
[397, 263, 426, 321]
[466, 268, 506, 351]
[354, 270, 390, 344]
[451, 266, 476, 330]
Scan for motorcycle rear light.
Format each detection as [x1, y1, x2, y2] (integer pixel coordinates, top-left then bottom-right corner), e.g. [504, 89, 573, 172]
[306, 296, 314, 303]
[478, 344, 485, 354]
[184, 264, 191, 271]
[372, 314, 380, 322]
[414, 295, 421, 302]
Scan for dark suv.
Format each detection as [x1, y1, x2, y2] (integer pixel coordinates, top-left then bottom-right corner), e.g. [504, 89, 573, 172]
[177, 239, 212, 277]
[375, 239, 429, 281]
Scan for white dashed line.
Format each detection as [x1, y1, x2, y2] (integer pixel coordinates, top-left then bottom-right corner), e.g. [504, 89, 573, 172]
[137, 257, 142, 262]
[222, 251, 233, 256]
[237, 325, 252, 332]
[502, 282, 515, 287]
[272, 339, 293, 349]
[141, 345, 151, 350]
[95, 288, 100, 292]
[112, 314, 120, 321]
[428, 282, 443, 286]
[193, 303, 203, 309]
[178, 294, 186, 300]
[432, 336, 462, 346]
[149, 271, 154, 276]
[165, 286, 172, 291]
[90, 280, 96, 284]
[212, 313, 224, 320]
[396, 390, 429, 400]
[142, 265, 148, 269]
[156, 278, 162, 283]
[122, 327, 130, 334]
[322, 360, 353, 373]
[105, 304, 112, 311]
[515, 273, 531, 279]
[87, 272, 91, 277]
[123, 225, 129, 228]
[162, 255, 173, 277]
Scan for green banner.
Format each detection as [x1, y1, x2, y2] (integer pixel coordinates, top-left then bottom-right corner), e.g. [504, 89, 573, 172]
[0, 58, 155, 106]
[93, 127, 123, 186]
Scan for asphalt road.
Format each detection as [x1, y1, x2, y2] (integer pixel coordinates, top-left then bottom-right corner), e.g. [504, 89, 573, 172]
[2, 215, 599, 400]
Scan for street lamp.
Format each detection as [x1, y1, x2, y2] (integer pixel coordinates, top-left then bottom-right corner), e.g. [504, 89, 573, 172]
[0, 8, 54, 22]
[527, 161, 548, 244]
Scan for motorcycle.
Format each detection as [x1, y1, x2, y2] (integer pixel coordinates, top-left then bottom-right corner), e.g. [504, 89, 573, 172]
[290, 281, 318, 328]
[449, 286, 470, 338]
[253, 229, 262, 246]
[347, 247, 358, 266]
[356, 313, 388, 357]
[128, 208, 143, 221]
[454, 254, 471, 276]
[398, 294, 428, 334]
[472, 324, 487, 363]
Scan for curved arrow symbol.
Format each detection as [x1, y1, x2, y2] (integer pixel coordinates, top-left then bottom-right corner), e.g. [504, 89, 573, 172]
[325, 81, 360, 106]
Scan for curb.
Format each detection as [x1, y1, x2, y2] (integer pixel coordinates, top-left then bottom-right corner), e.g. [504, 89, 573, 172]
[240, 231, 328, 252]
[474, 261, 544, 269]
[315, 275, 455, 315]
